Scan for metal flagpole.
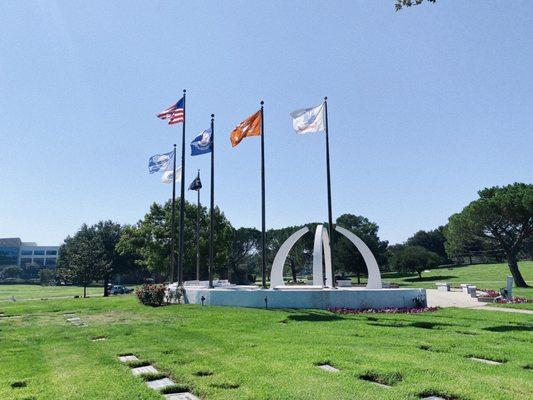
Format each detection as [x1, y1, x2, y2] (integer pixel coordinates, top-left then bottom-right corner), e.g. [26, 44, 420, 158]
[209, 114, 215, 288]
[170, 144, 177, 282]
[324, 96, 335, 287]
[260, 101, 266, 289]
[196, 169, 201, 282]
[177, 89, 187, 285]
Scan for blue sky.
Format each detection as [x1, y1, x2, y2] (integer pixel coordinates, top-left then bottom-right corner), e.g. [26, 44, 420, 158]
[1, 1, 532, 246]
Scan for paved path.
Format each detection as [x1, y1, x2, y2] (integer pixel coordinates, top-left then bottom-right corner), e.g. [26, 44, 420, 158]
[426, 289, 484, 308]
[426, 289, 532, 314]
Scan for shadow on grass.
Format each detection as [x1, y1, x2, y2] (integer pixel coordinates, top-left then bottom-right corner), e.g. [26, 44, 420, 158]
[285, 310, 343, 322]
[367, 320, 455, 330]
[403, 275, 457, 283]
[483, 325, 532, 333]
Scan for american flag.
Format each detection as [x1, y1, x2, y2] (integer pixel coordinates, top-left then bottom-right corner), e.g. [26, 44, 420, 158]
[157, 96, 185, 125]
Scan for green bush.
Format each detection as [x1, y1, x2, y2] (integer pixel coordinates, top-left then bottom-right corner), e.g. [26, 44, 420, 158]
[135, 284, 167, 307]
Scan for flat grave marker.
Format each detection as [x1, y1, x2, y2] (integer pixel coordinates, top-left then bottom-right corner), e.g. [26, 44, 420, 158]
[146, 377, 175, 390]
[165, 393, 200, 400]
[118, 355, 138, 363]
[317, 364, 340, 373]
[469, 357, 502, 365]
[131, 365, 158, 376]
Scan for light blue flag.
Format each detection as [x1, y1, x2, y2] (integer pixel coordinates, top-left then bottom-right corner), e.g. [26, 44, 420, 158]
[190, 129, 212, 156]
[148, 151, 173, 174]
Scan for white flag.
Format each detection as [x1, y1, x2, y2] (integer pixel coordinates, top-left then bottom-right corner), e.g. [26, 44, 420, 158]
[161, 166, 182, 184]
[290, 103, 325, 134]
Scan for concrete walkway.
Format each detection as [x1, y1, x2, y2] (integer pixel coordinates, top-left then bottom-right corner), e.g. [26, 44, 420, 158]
[426, 289, 532, 315]
[426, 289, 484, 308]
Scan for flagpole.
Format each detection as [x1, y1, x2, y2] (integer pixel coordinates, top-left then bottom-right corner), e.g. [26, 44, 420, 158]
[170, 144, 177, 282]
[196, 169, 201, 282]
[209, 114, 215, 288]
[324, 96, 335, 287]
[177, 89, 186, 285]
[260, 101, 266, 289]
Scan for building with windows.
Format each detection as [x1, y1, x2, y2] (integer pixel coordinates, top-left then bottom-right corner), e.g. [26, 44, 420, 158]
[0, 238, 60, 268]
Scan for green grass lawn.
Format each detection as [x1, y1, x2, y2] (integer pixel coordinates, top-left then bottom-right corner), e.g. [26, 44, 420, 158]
[1, 295, 532, 400]
[381, 261, 533, 299]
[0, 284, 103, 301]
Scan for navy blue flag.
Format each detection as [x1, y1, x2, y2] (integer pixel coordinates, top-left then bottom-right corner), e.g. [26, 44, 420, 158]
[148, 151, 173, 174]
[190, 128, 212, 156]
[188, 176, 202, 191]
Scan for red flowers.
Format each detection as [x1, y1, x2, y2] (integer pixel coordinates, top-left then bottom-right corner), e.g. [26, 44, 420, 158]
[326, 306, 440, 314]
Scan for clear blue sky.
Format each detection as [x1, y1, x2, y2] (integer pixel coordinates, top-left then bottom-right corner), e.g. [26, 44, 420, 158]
[1, 1, 532, 246]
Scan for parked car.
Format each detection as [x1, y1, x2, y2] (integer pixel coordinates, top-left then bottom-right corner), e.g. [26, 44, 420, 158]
[110, 285, 133, 295]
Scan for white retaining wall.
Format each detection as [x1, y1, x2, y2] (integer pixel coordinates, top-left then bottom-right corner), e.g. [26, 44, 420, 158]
[180, 287, 426, 309]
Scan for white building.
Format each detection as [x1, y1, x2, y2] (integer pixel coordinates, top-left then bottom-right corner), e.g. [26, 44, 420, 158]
[0, 238, 60, 268]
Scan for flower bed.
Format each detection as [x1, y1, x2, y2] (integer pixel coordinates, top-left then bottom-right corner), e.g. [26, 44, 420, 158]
[495, 296, 528, 304]
[478, 288, 528, 304]
[327, 306, 440, 314]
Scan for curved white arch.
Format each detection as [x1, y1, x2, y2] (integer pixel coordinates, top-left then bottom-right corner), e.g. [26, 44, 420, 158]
[270, 227, 309, 288]
[313, 225, 325, 286]
[335, 226, 382, 289]
[322, 228, 333, 287]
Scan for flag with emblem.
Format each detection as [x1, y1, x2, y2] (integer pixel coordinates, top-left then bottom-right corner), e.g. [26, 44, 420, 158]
[230, 110, 261, 147]
[290, 103, 325, 134]
[161, 166, 182, 184]
[190, 128, 212, 156]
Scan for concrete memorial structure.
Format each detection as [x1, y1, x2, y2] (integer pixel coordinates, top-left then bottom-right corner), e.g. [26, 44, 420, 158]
[172, 224, 426, 310]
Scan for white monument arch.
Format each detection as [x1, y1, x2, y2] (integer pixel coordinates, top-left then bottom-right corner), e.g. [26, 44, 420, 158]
[175, 225, 426, 309]
[270, 224, 382, 289]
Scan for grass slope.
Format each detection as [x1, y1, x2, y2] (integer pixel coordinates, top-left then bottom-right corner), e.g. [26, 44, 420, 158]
[1, 296, 532, 400]
[381, 261, 533, 299]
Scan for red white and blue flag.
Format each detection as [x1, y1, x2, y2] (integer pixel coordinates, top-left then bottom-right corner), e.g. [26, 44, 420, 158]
[157, 96, 185, 124]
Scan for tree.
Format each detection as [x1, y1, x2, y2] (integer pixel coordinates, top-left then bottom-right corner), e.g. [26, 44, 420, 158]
[92, 221, 134, 296]
[445, 183, 533, 287]
[117, 200, 233, 282]
[395, 0, 436, 11]
[389, 245, 441, 278]
[2, 265, 22, 279]
[334, 214, 388, 283]
[39, 268, 56, 286]
[406, 226, 449, 261]
[228, 227, 261, 283]
[57, 224, 108, 297]
[19, 262, 43, 280]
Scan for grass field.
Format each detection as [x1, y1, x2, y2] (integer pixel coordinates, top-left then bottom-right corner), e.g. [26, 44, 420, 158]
[1, 295, 532, 400]
[0, 284, 103, 301]
[381, 261, 533, 299]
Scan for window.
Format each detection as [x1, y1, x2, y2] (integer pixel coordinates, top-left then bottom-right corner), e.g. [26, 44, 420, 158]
[33, 250, 45, 256]
[45, 258, 57, 267]
[46, 250, 57, 256]
[32, 259, 44, 266]
[20, 258, 32, 266]
[21, 250, 32, 255]
[0, 246, 19, 266]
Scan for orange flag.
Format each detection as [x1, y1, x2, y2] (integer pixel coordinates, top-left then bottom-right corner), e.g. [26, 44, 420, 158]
[230, 110, 261, 147]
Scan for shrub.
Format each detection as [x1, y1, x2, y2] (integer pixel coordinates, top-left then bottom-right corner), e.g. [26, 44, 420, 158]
[166, 285, 184, 304]
[135, 284, 168, 307]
